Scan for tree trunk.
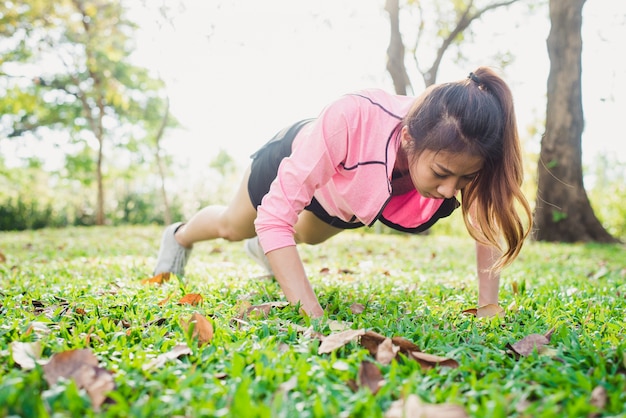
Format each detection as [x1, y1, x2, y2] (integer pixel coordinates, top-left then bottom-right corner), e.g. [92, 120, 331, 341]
[154, 97, 172, 225]
[96, 135, 105, 226]
[385, 0, 411, 95]
[534, 0, 617, 243]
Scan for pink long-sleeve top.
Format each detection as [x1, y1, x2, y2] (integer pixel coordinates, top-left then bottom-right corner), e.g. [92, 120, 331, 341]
[255, 88, 459, 254]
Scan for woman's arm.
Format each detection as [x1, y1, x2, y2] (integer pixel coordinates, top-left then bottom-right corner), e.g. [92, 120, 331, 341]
[476, 241, 501, 306]
[266, 246, 324, 318]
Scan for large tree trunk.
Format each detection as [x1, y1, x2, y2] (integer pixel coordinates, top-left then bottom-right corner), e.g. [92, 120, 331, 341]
[534, 0, 617, 243]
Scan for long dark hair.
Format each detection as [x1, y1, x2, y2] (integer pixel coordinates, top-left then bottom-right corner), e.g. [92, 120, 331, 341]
[404, 67, 532, 270]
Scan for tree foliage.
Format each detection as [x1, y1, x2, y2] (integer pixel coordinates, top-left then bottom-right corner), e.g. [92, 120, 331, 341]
[0, 0, 175, 225]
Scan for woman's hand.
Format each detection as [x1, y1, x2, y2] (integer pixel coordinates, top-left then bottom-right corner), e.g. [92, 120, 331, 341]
[476, 241, 501, 306]
[266, 246, 324, 318]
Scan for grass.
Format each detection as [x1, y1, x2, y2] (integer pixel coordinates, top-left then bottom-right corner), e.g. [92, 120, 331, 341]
[1, 225, 625, 417]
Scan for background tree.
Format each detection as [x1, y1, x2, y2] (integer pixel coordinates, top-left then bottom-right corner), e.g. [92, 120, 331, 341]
[534, 0, 618, 243]
[0, 0, 173, 225]
[384, 0, 521, 94]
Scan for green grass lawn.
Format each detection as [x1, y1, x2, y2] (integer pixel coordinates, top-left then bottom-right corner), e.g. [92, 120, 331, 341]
[1, 226, 625, 417]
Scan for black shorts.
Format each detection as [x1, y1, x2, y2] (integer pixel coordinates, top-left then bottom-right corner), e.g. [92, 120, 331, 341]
[248, 119, 364, 230]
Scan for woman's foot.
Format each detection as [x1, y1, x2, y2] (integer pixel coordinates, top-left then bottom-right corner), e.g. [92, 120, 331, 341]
[153, 222, 192, 276]
[244, 236, 273, 275]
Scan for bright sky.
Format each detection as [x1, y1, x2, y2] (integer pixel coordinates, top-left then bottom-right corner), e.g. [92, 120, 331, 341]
[131, 0, 625, 181]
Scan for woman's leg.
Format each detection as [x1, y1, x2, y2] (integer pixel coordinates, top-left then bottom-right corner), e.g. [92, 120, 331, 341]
[244, 208, 345, 276]
[154, 165, 258, 276]
[175, 165, 258, 248]
[293, 211, 344, 245]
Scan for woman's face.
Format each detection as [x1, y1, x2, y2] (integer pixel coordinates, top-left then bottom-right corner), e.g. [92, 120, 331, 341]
[402, 128, 484, 199]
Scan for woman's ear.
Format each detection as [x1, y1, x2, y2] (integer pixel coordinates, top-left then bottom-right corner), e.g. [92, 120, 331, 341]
[400, 126, 414, 148]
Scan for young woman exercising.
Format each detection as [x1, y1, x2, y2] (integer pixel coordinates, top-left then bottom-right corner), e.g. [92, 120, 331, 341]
[154, 67, 532, 318]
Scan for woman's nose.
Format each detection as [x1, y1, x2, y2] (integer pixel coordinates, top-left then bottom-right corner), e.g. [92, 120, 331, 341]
[437, 180, 458, 199]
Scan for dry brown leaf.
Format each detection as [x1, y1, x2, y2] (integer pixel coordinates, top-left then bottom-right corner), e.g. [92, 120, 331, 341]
[178, 293, 203, 306]
[42, 348, 115, 411]
[141, 272, 171, 285]
[385, 394, 468, 418]
[462, 304, 505, 318]
[318, 329, 366, 354]
[350, 303, 365, 314]
[181, 313, 214, 346]
[143, 343, 192, 371]
[408, 351, 459, 369]
[11, 341, 43, 370]
[508, 331, 552, 357]
[391, 336, 421, 354]
[238, 301, 289, 319]
[43, 349, 99, 385]
[589, 385, 607, 417]
[0, 251, 6, 263]
[358, 361, 385, 395]
[376, 338, 400, 365]
[360, 330, 388, 355]
[544, 327, 556, 340]
[360, 331, 420, 361]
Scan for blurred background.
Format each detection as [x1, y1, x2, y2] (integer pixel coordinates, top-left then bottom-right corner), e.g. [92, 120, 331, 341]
[1, 0, 624, 240]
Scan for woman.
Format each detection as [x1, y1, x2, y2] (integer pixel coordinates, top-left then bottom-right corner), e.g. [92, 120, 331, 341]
[154, 67, 532, 318]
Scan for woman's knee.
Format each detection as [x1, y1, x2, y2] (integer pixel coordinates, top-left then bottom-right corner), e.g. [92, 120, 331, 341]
[215, 213, 256, 242]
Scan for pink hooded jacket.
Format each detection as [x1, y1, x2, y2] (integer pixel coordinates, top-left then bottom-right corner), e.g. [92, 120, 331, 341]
[255, 89, 459, 254]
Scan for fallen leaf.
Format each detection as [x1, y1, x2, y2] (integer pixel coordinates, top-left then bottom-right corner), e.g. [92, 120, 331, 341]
[11, 341, 43, 370]
[178, 293, 203, 306]
[238, 301, 289, 319]
[462, 304, 505, 318]
[589, 385, 607, 417]
[143, 343, 192, 371]
[508, 332, 552, 357]
[376, 338, 399, 365]
[181, 313, 214, 346]
[42, 348, 115, 411]
[350, 303, 365, 314]
[358, 361, 385, 394]
[408, 351, 459, 369]
[43, 349, 99, 385]
[385, 394, 468, 418]
[544, 327, 555, 340]
[360, 331, 421, 359]
[359, 330, 387, 355]
[391, 336, 421, 354]
[0, 251, 6, 263]
[318, 329, 366, 354]
[141, 272, 171, 285]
